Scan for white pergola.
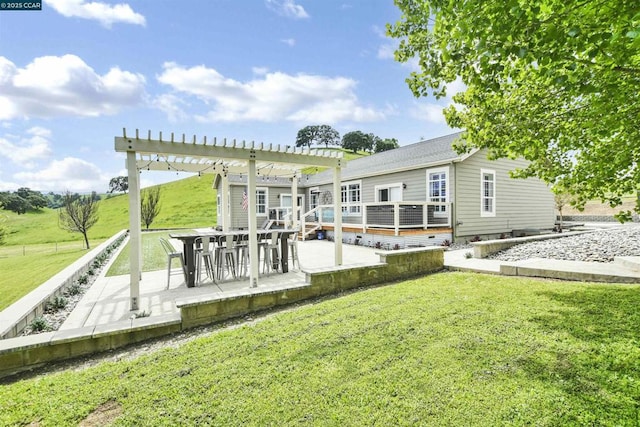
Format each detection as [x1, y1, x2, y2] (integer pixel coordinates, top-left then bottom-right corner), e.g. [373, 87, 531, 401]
[115, 129, 344, 311]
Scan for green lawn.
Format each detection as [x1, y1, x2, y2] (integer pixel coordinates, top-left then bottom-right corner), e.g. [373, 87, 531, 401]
[1, 272, 639, 425]
[0, 176, 216, 309]
[106, 230, 178, 276]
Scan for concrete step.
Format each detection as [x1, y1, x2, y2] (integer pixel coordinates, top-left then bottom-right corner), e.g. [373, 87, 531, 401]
[614, 256, 640, 272]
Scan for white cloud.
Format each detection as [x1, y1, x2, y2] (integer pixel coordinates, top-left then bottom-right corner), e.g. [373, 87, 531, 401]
[45, 0, 146, 27]
[0, 55, 146, 120]
[377, 43, 395, 60]
[0, 126, 53, 167]
[281, 38, 296, 47]
[154, 93, 189, 122]
[157, 63, 386, 124]
[409, 102, 448, 124]
[265, 0, 309, 19]
[13, 157, 110, 192]
[252, 67, 269, 76]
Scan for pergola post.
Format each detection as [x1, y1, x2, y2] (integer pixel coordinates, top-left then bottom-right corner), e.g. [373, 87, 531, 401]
[126, 151, 141, 310]
[247, 159, 259, 287]
[333, 166, 343, 266]
[291, 172, 299, 230]
[221, 173, 230, 232]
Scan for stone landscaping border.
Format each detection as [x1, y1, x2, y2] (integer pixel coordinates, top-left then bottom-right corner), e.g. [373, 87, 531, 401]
[0, 230, 128, 340]
[0, 246, 444, 380]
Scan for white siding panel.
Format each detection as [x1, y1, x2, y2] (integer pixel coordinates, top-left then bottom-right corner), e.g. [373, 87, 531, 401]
[454, 150, 555, 239]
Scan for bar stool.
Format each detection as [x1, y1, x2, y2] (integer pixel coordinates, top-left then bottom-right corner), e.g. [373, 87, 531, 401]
[215, 235, 238, 281]
[195, 236, 215, 285]
[234, 234, 250, 278]
[286, 231, 300, 270]
[261, 231, 281, 275]
[159, 237, 184, 290]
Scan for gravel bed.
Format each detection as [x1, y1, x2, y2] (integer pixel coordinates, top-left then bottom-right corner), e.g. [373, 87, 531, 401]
[488, 226, 640, 263]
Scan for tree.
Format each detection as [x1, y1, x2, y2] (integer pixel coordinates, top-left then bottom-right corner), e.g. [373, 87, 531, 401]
[59, 191, 99, 249]
[16, 187, 48, 210]
[553, 190, 574, 232]
[109, 176, 129, 194]
[375, 138, 399, 153]
[0, 193, 29, 214]
[295, 125, 340, 148]
[389, 0, 640, 220]
[342, 131, 368, 153]
[141, 187, 161, 230]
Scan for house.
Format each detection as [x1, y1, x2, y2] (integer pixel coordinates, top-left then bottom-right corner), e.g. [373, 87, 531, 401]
[214, 132, 555, 247]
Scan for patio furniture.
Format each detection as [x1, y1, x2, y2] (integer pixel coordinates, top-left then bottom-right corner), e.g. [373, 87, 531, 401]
[215, 234, 238, 281]
[159, 237, 185, 289]
[286, 231, 300, 270]
[195, 236, 215, 285]
[261, 231, 281, 275]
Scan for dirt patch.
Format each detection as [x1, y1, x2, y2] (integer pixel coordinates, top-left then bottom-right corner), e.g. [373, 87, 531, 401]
[79, 400, 123, 426]
[561, 199, 636, 216]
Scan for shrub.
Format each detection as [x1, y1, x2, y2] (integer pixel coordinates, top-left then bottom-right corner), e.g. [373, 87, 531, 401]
[45, 296, 67, 312]
[67, 282, 82, 295]
[77, 275, 88, 285]
[30, 316, 50, 332]
[441, 239, 451, 247]
[464, 252, 473, 259]
[470, 235, 482, 242]
[133, 310, 151, 318]
[87, 268, 95, 276]
[375, 241, 382, 249]
[393, 243, 401, 250]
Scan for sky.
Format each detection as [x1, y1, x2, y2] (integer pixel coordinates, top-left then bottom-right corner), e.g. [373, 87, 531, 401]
[0, 0, 460, 193]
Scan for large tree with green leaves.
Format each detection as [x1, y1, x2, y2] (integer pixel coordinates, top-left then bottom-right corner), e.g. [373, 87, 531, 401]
[389, 0, 640, 220]
[295, 125, 341, 148]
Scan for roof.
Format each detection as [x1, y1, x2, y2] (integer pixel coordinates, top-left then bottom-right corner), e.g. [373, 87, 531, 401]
[307, 131, 468, 185]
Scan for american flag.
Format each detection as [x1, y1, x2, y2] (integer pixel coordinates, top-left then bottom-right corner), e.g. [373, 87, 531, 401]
[241, 190, 248, 211]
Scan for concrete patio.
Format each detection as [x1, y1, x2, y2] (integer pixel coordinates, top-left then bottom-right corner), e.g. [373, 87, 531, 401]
[61, 240, 383, 329]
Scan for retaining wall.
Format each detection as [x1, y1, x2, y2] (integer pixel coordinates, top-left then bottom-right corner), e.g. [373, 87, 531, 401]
[0, 231, 128, 340]
[471, 231, 592, 259]
[0, 246, 444, 380]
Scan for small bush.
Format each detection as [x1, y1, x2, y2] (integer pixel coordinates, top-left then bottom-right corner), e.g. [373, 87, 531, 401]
[133, 310, 151, 318]
[470, 235, 482, 242]
[375, 241, 382, 249]
[30, 316, 50, 332]
[499, 233, 508, 240]
[66, 282, 82, 296]
[393, 243, 401, 250]
[45, 296, 67, 312]
[441, 239, 451, 247]
[87, 268, 95, 276]
[464, 252, 473, 259]
[78, 275, 88, 285]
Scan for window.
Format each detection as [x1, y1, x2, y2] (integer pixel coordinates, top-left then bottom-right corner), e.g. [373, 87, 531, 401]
[427, 167, 449, 215]
[256, 188, 267, 215]
[341, 181, 361, 215]
[375, 183, 403, 202]
[481, 169, 496, 217]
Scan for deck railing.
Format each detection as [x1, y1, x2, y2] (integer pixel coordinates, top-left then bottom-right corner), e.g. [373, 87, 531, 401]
[300, 201, 451, 239]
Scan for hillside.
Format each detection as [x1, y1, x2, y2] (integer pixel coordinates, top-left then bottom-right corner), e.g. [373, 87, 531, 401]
[1, 175, 217, 246]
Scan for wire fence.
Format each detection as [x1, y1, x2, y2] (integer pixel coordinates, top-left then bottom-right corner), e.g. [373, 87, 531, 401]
[0, 241, 92, 257]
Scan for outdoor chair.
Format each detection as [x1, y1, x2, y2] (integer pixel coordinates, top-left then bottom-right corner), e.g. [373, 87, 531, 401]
[215, 235, 238, 281]
[159, 237, 184, 290]
[194, 236, 215, 285]
[261, 230, 281, 275]
[286, 230, 300, 270]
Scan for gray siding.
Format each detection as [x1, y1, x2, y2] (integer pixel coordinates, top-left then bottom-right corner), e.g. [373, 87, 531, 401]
[453, 150, 555, 239]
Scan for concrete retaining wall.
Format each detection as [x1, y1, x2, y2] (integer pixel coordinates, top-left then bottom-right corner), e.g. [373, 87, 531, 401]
[0, 246, 444, 380]
[471, 231, 591, 259]
[0, 231, 128, 340]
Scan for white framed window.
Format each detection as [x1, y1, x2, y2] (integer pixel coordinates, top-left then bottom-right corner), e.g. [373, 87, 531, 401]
[427, 166, 449, 216]
[256, 187, 268, 216]
[341, 180, 361, 215]
[480, 169, 496, 217]
[375, 182, 403, 202]
[309, 187, 320, 210]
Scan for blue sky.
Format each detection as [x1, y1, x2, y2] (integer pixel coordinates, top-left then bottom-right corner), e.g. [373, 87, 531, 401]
[0, 0, 459, 193]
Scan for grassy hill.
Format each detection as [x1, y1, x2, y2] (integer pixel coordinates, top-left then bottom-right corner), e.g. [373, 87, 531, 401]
[0, 175, 217, 247]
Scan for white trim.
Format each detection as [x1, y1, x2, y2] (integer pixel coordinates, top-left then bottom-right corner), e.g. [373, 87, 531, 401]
[426, 166, 449, 216]
[374, 182, 404, 202]
[280, 193, 305, 209]
[480, 168, 496, 217]
[341, 179, 362, 216]
[256, 187, 268, 217]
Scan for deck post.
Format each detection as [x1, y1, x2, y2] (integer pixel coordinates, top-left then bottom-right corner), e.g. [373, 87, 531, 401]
[291, 172, 299, 230]
[394, 202, 400, 236]
[221, 174, 230, 232]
